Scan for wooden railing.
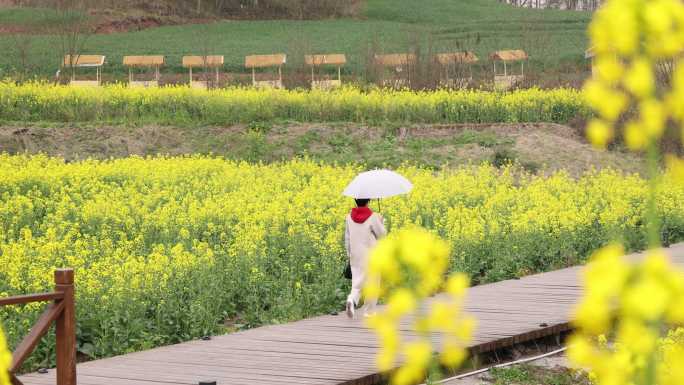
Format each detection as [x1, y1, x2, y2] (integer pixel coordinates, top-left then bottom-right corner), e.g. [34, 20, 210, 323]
[0, 269, 76, 385]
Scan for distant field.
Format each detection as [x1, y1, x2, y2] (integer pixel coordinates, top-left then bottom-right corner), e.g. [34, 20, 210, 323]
[0, 6, 66, 25]
[0, 0, 591, 77]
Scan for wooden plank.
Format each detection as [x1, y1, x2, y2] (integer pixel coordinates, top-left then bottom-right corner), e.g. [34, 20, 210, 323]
[63, 55, 105, 67]
[435, 52, 478, 65]
[123, 56, 164, 67]
[305, 54, 346, 66]
[373, 54, 416, 67]
[181, 56, 224, 68]
[0, 292, 63, 307]
[245, 54, 286, 68]
[490, 50, 528, 61]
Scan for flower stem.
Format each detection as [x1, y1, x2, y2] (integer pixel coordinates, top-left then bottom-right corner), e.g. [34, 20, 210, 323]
[645, 142, 661, 248]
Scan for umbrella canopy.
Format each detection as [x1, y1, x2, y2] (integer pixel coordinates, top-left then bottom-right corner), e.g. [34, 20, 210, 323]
[343, 169, 413, 199]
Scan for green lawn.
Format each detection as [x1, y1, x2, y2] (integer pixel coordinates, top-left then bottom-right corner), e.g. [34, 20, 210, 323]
[0, 7, 65, 25]
[0, 0, 591, 77]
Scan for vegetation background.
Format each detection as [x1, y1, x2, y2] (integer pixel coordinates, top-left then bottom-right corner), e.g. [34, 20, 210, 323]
[0, 0, 592, 85]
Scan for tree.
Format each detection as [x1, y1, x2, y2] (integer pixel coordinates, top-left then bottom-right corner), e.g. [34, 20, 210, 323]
[53, 0, 95, 81]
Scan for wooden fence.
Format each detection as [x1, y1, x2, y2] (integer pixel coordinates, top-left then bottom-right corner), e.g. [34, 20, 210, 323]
[0, 269, 76, 385]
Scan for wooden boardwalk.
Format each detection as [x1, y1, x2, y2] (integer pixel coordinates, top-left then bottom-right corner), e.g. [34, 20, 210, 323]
[19, 243, 684, 385]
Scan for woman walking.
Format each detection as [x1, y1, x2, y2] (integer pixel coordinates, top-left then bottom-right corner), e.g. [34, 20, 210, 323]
[345, 198, 386, 319]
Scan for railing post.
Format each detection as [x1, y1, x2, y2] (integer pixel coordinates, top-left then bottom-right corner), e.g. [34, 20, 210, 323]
[54, 269, 76, 385]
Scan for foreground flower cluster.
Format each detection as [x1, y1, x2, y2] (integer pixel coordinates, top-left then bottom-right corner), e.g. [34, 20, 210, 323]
[0, 327, 9, 385]
[2, 155, 684, 368]
[364, 228, 475, 385]
[0, 82, 588, 124]
[569, 0, 684, 383]
[585, 0, 684, 150]
[569, 246, 684, 385]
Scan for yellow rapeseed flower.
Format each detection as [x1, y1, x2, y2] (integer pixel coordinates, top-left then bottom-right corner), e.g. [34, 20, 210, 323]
[386, 289, 417, 319]
[584, 0, 684, 152]
[0, 327, 10, 385]
[624, 121, 648, 150]
[365, 228, 473, 384]
[595, 56, 625, 84]
[570, 246, 684, 385]
[394, 341, 433, 385]
[2, 154, 684, 372]
[445, 274, 469, 297]
[622, 276, 671, 320]
[623, 59, 654, 99]
[586, 119, 615, 148]
[639, 99, 667, 138]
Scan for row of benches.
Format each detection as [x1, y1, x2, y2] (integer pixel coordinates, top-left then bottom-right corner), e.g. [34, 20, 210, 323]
[61, 50, 529, 89]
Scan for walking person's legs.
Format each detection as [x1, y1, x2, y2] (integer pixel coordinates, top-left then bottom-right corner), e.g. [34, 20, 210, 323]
[359, 274, 379, 317]
[346, 288, 360, 318]
[346, 265, 365, 319]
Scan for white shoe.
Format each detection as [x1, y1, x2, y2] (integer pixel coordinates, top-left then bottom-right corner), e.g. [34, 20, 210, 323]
[345, 300, 355, 319]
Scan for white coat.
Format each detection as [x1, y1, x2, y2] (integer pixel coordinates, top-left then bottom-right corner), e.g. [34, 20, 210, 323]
[345, 212, 387, 310]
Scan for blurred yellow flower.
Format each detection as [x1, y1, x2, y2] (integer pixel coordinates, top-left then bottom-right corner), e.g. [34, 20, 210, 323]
[365, 228, 474, 384]
[0, 327, 10, 385]
[639, 99, 666, 138]
[624, 122, 648, 150]
[584, 0, 684, 151]
[445, 274, 469, 297]
[622, 276, 670, 320]
[595, 56, 625, 84]
[570, 246, 684, 385]
[386, 289, 417, 319]
[586, 119, 614, 149]
[391, 341, 432, 385]
[584, 81, 628, 122]
[623, 59, 654, 98]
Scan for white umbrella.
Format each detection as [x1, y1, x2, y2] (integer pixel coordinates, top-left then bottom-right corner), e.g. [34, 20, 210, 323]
[342, 169, 413, 199]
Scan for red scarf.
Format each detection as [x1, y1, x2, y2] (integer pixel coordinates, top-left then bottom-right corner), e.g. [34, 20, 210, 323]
[351, 206, 373, 223]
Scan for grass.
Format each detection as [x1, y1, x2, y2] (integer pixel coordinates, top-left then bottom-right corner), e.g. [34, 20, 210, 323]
[0, 7, 65, 26]
[489, 364, 591, 385]
[0, 122, 644, 176]
[0, 0, 591, 77]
